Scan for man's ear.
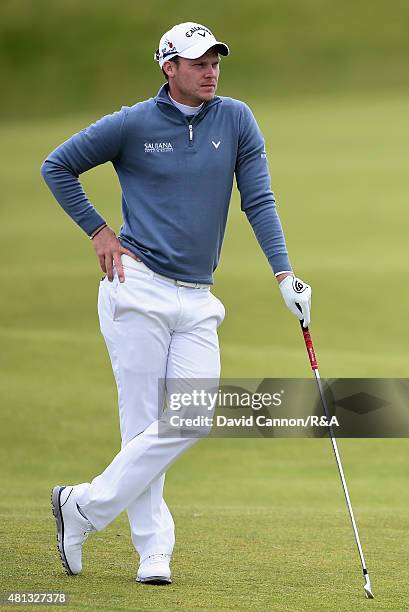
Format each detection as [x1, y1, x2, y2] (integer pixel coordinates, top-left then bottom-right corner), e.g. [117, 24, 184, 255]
[163, 60, 176, 79]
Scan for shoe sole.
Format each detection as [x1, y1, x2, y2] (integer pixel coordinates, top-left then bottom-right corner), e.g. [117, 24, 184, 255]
[136, 576, 172, 585]
[51, 486, 75, 576]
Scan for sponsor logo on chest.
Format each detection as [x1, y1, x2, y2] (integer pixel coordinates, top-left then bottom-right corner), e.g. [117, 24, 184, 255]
[144, 142, 174, 153]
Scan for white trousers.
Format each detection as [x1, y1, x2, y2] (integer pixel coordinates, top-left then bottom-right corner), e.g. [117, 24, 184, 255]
[75, 255, 224, 560]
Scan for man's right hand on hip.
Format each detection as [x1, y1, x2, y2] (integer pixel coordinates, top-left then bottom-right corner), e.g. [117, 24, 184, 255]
[91, 225, 134, 283]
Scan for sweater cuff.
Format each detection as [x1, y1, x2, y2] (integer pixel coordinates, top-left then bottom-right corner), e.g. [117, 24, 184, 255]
[269, 254, 293, 276]
[274, 270, 293, 277]
[84, 212, 107, 237]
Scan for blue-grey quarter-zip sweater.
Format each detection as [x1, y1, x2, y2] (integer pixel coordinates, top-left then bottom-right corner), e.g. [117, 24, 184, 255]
[41, 84, 292, 284]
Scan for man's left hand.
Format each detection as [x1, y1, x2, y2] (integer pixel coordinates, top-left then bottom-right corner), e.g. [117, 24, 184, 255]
[278, 275, 312, 328]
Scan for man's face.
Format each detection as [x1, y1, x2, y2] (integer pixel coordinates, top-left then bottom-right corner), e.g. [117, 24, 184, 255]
[164, 48, 220, 106]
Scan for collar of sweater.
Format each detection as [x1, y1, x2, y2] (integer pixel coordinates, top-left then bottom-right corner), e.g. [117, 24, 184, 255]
[154, 83, 221, 123]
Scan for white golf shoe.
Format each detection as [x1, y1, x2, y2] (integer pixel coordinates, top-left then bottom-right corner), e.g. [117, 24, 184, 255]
[51, 485, 95, 575]
[136, 553, 172, 585]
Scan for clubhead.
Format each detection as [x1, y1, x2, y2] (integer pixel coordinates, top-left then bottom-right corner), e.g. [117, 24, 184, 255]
[364, 575, 374, 599]
[364, 587, 374, 599]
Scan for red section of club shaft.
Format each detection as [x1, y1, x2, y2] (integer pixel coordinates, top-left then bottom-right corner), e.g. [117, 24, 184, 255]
[300, 324, 318, 370]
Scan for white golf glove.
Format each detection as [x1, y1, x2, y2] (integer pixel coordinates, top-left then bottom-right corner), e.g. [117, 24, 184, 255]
[279, 275, 312, 328]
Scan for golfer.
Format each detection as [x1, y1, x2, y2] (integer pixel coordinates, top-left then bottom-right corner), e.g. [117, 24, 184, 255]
[41, 22, 312, 584]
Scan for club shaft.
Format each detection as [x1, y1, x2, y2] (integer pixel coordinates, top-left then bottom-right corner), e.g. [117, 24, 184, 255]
[299, 323, 369, 576]
[313, 367, 368, 574]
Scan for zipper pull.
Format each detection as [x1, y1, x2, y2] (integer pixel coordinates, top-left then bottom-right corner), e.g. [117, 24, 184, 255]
[188, 124, 193, 142]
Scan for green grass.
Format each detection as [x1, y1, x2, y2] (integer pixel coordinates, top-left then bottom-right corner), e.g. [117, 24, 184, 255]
[1, 0, 409, 119]
[1, 90, 409, 610]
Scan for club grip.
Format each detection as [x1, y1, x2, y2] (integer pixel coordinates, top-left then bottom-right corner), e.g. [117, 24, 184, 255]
[300, 322, 318, 370]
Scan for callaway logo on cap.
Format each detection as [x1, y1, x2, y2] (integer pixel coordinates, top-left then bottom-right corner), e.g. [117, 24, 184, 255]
[154, 22, 230, 68]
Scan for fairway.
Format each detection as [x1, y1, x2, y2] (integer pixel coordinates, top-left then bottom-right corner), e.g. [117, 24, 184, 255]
[1, 91, 408, 610]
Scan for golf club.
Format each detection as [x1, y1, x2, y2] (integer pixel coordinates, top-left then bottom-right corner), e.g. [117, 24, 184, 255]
[299, 320, 374, 599]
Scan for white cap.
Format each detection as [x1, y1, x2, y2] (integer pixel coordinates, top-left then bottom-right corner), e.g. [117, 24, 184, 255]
[154, 22, 230, 68]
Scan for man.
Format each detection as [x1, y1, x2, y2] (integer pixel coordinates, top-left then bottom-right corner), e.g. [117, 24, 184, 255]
[41, 22, 311, 584]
